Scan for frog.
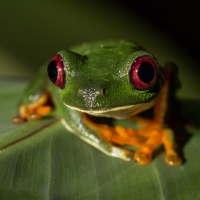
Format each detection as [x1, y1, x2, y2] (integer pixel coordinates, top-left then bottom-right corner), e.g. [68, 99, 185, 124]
[12, 40, 183, 166]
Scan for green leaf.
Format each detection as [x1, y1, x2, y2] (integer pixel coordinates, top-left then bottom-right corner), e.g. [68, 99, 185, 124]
[0, 78, 200, 200]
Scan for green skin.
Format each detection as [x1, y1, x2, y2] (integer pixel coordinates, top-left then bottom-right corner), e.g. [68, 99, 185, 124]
[22, 40, 164, 161]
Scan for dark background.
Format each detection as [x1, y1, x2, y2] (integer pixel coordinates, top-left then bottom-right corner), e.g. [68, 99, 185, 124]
[127, 0, 200, 59]
[0, 0, 199, 99]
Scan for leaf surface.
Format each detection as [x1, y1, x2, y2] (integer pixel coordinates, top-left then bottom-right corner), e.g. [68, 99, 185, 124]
[0, 78, 200, 200]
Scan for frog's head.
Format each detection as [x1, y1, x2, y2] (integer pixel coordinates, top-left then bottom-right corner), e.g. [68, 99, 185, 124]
[47, 42, 163, 119]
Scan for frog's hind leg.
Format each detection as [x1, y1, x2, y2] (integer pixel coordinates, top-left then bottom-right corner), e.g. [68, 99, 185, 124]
[134, 63, 183, 166]
[12, 68, 54, 124]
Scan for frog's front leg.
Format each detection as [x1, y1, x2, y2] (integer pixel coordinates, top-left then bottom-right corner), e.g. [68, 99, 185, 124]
[12, 68, 54, 124]
[12, 90, 53, 123]
[80, 114, 161, 165]
[85, 116, 163, 165]
[56, 102, 135, 161]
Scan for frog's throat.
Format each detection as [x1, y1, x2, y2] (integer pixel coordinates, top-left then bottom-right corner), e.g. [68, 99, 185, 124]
[64, 99, 155, 120]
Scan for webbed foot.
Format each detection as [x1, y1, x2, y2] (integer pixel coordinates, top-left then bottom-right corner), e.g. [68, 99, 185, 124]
[165, 154, 182, 166]
[12, 90, 53, 124]
[134, 151, 152, 165]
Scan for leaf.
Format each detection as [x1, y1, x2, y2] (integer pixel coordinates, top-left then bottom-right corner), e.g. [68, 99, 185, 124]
[0, 78, 200, 200]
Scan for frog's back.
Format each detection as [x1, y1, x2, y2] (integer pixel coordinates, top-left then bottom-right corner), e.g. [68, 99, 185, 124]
[70, 40, 144, 55]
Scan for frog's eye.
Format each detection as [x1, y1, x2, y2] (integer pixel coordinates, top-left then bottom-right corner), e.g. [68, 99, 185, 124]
[47, 54, 66, 89]
[129, 55, 159, 90]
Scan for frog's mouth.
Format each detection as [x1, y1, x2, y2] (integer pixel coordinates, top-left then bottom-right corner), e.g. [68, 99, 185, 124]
[66, 99, 156, 120]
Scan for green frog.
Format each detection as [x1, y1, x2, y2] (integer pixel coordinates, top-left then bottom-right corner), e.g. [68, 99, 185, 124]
[12, 40, 182, 166]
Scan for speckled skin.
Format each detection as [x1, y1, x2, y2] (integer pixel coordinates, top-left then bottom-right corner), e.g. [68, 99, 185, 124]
[16, 40, 166, 162]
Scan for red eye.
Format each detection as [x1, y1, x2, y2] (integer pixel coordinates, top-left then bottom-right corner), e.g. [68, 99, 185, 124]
[47, 54, 66, 89]
[129, 55, 159, 90]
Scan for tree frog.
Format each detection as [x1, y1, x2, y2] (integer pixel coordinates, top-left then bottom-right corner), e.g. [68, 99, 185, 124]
[12, 40, 182, 166]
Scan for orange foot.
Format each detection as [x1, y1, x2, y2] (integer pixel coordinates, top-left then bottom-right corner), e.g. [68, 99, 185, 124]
[83, 114, 182, 166]
[12, 90, 53, 124]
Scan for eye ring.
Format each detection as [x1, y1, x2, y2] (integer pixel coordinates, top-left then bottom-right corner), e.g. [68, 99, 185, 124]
[47, 54, 66, 89]
[129, 55, 159, 90]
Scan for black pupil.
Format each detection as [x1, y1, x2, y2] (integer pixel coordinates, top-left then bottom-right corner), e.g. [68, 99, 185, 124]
[48, 60, 57, 83]
[138, 62, 155, 83]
